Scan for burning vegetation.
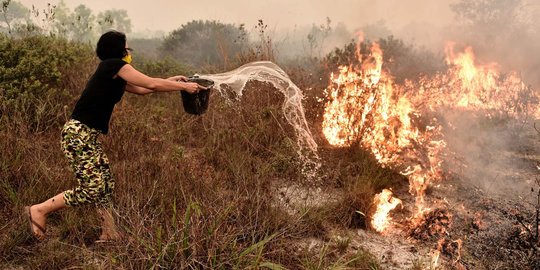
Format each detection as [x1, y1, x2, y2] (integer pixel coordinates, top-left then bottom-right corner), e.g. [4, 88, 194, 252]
[2, 1, 540, 269]
[321, 35, 540, 267]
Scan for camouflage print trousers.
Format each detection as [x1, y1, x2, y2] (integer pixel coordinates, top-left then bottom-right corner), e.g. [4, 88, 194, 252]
[61, 119, 115, 207]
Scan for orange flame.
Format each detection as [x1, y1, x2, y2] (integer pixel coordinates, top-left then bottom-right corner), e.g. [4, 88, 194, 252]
[322, 39, 538, 233]
[322, 40, 445, 229]
[371, 189, 402, 232]
[432, 249, 441, 268]
[416, 42, 537, 117]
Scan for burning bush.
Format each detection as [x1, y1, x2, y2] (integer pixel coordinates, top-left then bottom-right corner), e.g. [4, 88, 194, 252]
[323, 35, 444, 84]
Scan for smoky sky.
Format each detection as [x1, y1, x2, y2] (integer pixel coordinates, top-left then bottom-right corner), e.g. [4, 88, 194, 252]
[18, 0, 455, 34]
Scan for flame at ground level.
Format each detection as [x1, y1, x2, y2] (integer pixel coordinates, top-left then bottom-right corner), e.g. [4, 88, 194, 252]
[371, 189, 402, 233]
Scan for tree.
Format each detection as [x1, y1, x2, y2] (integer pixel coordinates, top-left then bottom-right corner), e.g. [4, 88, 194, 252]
[52, 0, 70, 37]
[69, 4, 95, 42]
[306, 17, 332, 58]
[160, 20, 248, 68]
[451, 0, 524, 31]
[1, 0, 29, 35]
[97, 9, 131, 34]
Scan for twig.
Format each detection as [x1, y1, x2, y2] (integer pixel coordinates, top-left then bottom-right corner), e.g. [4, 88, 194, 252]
[516, 214, 533, 235]
[533, 130, 540, 247]
[536, 185, 539, 246]
[533, 122, 540, 135]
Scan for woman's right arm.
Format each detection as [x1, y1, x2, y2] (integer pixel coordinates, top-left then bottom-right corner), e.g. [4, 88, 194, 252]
[117, 64, 201, 93]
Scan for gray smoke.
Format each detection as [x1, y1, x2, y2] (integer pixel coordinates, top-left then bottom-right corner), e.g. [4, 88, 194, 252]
[441, 111, 539, 203]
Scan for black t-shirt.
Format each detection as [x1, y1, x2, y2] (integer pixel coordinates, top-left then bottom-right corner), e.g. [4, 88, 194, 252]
[71, 59, 127, 134]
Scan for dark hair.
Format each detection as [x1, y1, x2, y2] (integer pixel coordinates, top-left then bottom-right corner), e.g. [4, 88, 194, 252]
[96, 30, 127, 60]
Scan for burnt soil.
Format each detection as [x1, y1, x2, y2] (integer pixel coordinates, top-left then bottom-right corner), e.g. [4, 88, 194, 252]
[393, 121, 540, 269]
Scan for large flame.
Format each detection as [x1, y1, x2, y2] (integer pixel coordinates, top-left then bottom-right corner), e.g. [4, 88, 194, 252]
[415, 42, 537, 117]
[322, 39, 538, 233]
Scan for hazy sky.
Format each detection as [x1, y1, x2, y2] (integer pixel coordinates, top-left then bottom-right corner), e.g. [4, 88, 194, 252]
[18, 0, 456, 34]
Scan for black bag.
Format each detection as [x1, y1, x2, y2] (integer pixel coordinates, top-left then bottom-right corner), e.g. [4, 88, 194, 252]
[181, 77, 214, 115]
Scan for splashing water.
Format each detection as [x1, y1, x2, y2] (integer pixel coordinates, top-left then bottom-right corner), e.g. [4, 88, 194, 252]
[198, 61, 320, 179]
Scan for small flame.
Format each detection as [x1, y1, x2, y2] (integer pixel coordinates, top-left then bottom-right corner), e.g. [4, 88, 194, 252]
[452, 239, 463, 263]
[371, 189, 402, 232]
[432, 249, 441, 268]
[432, 238, 446, 268]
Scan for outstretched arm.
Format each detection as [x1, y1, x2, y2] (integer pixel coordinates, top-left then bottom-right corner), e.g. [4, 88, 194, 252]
[125, 83, 154, 95]
[117, 64, 201, 93]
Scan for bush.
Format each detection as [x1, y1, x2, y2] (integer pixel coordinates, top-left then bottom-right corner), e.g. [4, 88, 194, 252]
[133, 55, 192, 78]
[0, 33, 95, 132]
[323, 35, 445, 83]
[160, 20, 248, 70]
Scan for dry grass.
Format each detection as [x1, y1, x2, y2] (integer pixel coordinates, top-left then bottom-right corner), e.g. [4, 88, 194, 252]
[0, 37, 399, 269]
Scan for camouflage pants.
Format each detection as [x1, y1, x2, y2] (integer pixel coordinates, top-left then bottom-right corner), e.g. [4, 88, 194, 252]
[61, 119, 115, 207]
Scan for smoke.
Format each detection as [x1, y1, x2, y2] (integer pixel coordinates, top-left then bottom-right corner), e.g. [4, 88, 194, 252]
[441, 110, 538, 202]
[413, 1, 540, 88]
[270, 21, 353, 62]
[263, 0, 540, 203]
[435, 1, 540, 202]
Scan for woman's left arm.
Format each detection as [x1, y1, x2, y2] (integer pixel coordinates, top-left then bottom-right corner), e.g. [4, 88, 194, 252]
[125, 74, 189, 95]
[125, 83, 154, 95]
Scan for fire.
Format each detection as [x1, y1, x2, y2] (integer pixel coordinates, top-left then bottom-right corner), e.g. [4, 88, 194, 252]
[322, 39, 446, 228]
[322, 38, 538, 233]
[322, 42, 388, 147]
[371, 189, 402, 233]
[416, 42, 538, 117]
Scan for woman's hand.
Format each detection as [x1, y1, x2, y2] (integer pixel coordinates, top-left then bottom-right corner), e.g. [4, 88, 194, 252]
[168, 75, 207, 93]
[167, 75, 189, 82]
[183, 82, 205, 94]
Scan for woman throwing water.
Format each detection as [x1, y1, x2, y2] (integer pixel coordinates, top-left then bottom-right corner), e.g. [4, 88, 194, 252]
[25, 30, 205, 242]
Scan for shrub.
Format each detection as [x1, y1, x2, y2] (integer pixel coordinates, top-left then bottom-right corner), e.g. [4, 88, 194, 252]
[160, 20, 248, 70]
[133, 55, 192, 78]
[0, 33, 95, 132]
[323, 35, 445, 83]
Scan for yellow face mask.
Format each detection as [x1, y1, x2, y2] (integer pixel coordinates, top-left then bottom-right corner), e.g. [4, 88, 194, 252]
[122, 54, 132, 64]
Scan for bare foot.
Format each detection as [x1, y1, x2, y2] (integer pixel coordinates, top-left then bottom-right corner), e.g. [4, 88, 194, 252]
[96, 208, 120, 243]
[26, 205, 47, 240]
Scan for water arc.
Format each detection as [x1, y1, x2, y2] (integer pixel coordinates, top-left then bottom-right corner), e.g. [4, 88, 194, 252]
[198, 61, 320, 179]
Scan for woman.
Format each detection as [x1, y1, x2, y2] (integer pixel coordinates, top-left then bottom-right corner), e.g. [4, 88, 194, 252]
[25, 30, 205, 242]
